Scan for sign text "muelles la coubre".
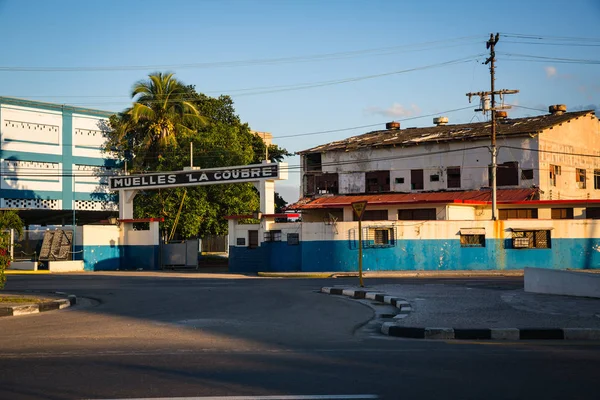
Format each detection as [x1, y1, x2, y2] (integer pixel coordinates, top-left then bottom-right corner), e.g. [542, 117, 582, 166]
[108, 164, 280, 190]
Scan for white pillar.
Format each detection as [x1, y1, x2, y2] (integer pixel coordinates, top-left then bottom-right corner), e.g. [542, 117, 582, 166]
[259, 180, 275, 215]
[118, 189, 137, 220]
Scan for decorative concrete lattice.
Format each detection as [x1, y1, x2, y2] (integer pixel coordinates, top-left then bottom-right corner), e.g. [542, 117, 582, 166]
[74, 128, 103, 137]
[2, 198, 60, 209]
[4, 120, 60, 134]
[74, 200, 117, 211]
[2, 160, 59, 171]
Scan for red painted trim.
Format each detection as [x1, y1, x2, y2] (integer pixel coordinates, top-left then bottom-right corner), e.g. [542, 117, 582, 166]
[292, 198, 600, 209]
[119, 218, 165, 223]
[224, 213, 301, 220]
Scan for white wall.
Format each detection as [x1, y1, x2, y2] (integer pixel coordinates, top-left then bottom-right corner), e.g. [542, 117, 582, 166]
[0, 105, 62, 155]
[1, 159, 63, 192]
[72, 114, 110, 158]
[447, 205, 476, 220]
[539, 113, 600, 200]
[313, 135, 539, 196]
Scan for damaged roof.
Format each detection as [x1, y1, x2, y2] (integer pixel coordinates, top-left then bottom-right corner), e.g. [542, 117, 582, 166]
[298, 110, 595, 154]
[286, 188, 540, 210]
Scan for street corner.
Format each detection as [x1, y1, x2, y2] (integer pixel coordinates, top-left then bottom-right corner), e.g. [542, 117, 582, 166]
[0, 292, 77, 318]
[320, 286, 414, 313]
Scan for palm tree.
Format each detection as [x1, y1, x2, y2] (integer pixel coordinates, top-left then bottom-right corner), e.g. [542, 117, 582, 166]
[127, 72, 206, 149]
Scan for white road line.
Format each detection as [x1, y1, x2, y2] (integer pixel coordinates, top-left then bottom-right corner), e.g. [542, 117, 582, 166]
[91, 395, 379, 400]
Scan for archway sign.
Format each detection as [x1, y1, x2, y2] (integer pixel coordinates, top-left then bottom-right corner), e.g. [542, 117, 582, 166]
[108, 162, 288, 220]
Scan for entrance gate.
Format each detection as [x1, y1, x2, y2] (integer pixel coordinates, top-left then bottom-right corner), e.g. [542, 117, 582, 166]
[107, 162, 288, 269]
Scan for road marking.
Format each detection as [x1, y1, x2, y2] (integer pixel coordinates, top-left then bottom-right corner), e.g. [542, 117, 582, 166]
[92, 395, 379, 400]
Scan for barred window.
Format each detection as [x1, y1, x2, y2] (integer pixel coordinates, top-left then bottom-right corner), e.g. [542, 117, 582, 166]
[512, 230, 551, 249]
[363, 227, 396, 248]
[460, 234, 485, 247]
[263, 230, 282, 242]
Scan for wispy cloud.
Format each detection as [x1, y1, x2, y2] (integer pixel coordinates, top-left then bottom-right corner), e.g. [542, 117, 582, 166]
[364, 103, 421, 118]
[545, 66, 557, 79]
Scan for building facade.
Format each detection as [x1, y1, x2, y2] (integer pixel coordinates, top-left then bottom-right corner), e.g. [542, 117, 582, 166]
[298, 106, 600, 206]
[226, 105, 600, 273]
[0, 97, 117, 224]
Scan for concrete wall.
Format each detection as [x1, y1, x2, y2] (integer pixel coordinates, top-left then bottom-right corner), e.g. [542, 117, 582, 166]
[539, 113, 600, 200]
[78, 222, 160, 271]
[80, 225, 121, 271]
[48, 260, 84, 272]
[229, 218, 600, 273]
[525, 267, 600, 298]
[302, 135, 538, 197]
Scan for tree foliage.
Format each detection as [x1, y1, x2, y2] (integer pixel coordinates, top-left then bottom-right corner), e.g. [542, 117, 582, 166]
[105, 73, 291, 239]
[0, 210, 23, 289]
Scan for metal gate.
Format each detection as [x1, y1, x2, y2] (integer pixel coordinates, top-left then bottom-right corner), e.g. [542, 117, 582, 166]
[161, 239, 199, 269]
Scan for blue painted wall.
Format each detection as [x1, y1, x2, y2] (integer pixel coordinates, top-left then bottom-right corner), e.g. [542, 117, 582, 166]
[229, 238, 600, 272]
[76, 244, 160, 271]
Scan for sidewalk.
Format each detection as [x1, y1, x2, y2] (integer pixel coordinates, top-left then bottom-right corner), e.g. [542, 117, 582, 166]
[322, 282, 600, 340]
[259, 270, 524, 278]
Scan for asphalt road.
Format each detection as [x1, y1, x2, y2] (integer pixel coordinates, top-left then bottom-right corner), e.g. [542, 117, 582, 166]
[0, 273, 599, 400]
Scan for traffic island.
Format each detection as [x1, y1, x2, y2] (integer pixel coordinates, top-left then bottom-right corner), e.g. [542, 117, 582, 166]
[0, 292, 76, 317]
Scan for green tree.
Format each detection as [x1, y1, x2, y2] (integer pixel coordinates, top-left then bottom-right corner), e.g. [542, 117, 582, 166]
[0, 210, 24, 289]
[105, 74, 291, 239]
[106, 72, 206, 171]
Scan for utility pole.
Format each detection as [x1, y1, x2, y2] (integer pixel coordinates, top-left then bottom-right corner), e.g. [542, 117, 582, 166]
[466, 33, 519, 221]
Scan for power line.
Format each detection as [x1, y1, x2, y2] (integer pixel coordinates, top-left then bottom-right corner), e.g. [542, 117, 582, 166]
[0, 36, 482, 73]
[497, 52, 600, 64]
[274, 106, 475, 139]
[25, 55, 483, 106]
[500, 33, 600, 43]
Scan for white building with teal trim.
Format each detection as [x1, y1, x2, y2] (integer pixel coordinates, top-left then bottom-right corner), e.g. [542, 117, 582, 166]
[0, 97, 118, 225]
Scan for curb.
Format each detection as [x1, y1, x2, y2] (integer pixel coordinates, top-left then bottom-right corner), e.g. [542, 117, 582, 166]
[260, 270, 524, 279]
[321, 287, 413, 315]
[259, 272, 335, 278]
[381, 323, 600, 340]
[321, 287, 600, 341]
[4, 270, 52, 275]
[0, 293, 76, 318]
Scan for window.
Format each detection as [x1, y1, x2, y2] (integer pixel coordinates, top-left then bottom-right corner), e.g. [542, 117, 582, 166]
[306, 173, 339, 195]
[395, 177, 405, 184]
[248, 230, 259, 249]
[430, 174, 440, 182]
[236, 238, 246, 246]
[460, 234, 485, 247]
[549, 165, 561, 186]
[364, 227, 396, 248]
[365, 171, 390, 193]
[356, 209, 388, 221]
[491, 161, 519, 186]
[511, 230, 551, 249]
[263, 230, 282, 242]
[576, 168, 586, 189]
[398, 208, 437, 220]
[411, 169, 424, 190]
[586, 207, 600, 219]
[315, 173, 339, 194]
[447, 167, 461, 188]
[594, 170, 600, 190]
[551, 208, 573, 219]
[287, 233, 300, 245]
[498, 209, 538, 220]
[521, 169, 534, 180]
[305, 153, 322, 172]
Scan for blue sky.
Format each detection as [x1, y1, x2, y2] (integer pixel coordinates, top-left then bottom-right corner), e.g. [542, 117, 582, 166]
[0, 0, 599, 203]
